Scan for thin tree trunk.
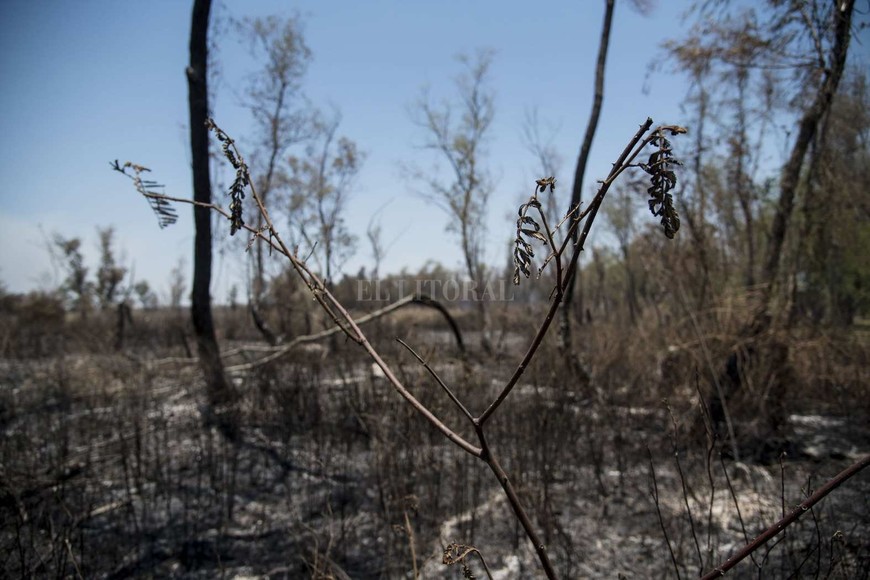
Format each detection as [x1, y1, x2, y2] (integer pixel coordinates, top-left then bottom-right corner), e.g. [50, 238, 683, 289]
[623, 245, 639, 326]
[681, 81, 712, 309]
[560, 0, 615, 356]
[250, 88, 287, 346]
[461, 219, 492, 354]
[733, 70, 757, 288]
[558, 0, 614, 391]
[187, 0, 237, 440]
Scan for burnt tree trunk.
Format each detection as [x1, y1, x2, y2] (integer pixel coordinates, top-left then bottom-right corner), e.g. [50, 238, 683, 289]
[187, 0, 238, 440]
[560, 0, 614, 336]
[558, 0, 614, 384]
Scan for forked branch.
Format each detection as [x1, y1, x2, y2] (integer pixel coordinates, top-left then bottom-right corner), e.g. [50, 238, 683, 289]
[117, 117, 684, 579]
[480, 118, 685, 425]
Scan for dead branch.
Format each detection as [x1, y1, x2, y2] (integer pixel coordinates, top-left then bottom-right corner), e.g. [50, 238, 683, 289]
[701, 453, 870, 579]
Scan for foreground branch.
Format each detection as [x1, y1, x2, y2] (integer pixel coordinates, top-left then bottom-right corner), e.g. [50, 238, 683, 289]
[116, 116, 683, 580]
[701, 454, 870, 579]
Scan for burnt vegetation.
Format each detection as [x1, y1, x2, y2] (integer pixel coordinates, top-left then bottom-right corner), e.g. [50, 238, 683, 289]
[2, 1, 870, 579]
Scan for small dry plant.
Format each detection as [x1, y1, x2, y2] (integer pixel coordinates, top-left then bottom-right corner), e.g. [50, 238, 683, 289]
[442, 542, 493, 579]
[115, 116, 686, 578]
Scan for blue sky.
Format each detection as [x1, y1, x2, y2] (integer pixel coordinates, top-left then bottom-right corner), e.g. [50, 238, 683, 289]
[3, 1, 856, 303]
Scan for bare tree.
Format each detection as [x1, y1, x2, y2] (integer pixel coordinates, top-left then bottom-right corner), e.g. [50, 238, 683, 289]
[52, 235, 92, 319]
[237, 14, 313, 306]
[287, 111, 362, 290]
[670, 0, 857, 322]
[367, 211, 386, 280]
[667, 42, 715, 310]
[761, 0, 856, 314]
[522, 108, 565, 231]
[409, 50, 495, 351]
[95, 226, 127, 310]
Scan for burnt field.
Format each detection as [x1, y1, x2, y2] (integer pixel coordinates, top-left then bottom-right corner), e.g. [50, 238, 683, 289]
[1, 305, 868, 579]
[3, 0, 870, 578]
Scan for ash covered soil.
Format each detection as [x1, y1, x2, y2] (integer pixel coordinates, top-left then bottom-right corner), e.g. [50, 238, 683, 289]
[1, 351, 868, 579]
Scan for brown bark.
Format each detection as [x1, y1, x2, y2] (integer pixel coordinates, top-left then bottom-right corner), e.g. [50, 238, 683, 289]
[187, 0, 237, 440]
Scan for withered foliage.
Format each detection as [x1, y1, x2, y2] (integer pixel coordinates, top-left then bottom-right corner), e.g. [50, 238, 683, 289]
[110, 160, 178, 229]
[512, 123, 686, 288]
[206, 118, 249, 235]
[640, 126, 685, 239]
[512, 177, 556, 285]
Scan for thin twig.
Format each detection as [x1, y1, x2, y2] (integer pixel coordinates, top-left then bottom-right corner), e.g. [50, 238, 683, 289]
[401, 498, 419, 580]
[720, 453, 760, 570]
[396, 338, 474, 422]
[64, 539, 85, 580]
[648, 446, 683, 580]
[695, 376, 718, 567]
[666, 400, 704, 572]
[216, 121, 484, 455]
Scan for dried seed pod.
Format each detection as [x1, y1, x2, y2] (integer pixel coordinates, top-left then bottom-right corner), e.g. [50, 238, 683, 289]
[642, 126, 684, 239]
[207, 118, 251, 236]
[512, 180, 555, 285]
